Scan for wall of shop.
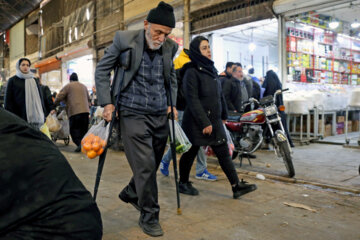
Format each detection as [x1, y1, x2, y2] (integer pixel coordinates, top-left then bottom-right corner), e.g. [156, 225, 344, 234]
[9, 20, 25, 76]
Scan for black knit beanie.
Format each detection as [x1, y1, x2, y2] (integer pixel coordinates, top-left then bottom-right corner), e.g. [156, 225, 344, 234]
[146, 1, 175, 28]
[70, 72, 78, 81]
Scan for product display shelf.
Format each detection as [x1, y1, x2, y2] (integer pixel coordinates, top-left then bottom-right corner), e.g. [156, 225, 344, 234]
[287, 27, 360, 85]
[287, 107, 324, 145]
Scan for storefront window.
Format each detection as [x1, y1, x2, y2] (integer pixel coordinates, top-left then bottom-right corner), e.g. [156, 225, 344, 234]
[66, 54, 94, 89]
[41, 70, 62, 92]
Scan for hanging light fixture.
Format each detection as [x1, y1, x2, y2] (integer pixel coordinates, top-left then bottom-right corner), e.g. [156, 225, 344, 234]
[329, 9, 339, 29]
[86, 8, 90, 21]
[248, 28, 256, 52]
[351, 19, 360, 28]
[329, 19, 339, 29]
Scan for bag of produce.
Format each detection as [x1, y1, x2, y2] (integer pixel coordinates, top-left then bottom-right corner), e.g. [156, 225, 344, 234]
[81, 120, 110, 159]
[169, 120, 192, 153]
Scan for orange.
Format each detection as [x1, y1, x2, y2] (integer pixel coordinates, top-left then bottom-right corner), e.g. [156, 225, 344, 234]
[93, 136, 101, 143]
[87, 150, 97, 159]
[81, 147, 87, 154]
[101, 139, 106, 147]
[97, 148, 104, 156]
[92, 142, 101, 151]
[83, 142, 92, 151]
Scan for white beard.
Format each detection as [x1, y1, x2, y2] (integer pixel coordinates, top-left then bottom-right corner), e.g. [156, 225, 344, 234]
[145, 28, 163, 50]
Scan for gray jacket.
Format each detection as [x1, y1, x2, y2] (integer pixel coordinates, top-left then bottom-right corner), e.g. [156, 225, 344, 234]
[95, 29, 178, 108]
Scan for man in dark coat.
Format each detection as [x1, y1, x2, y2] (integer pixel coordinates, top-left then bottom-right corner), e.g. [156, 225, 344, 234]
[222, 63, 249, 113]
[262, 70, 294, 147]
[95, 2, 178, 237]
[39, 79, 55, 116]
[0, 108, 102, 240]
[219, 62, 235, 85]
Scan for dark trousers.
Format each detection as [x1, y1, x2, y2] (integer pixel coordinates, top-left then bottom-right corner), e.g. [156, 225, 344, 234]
[179, 143, 239, 185]
[69, 112, 89, 146]
[120, 110, 168, 223]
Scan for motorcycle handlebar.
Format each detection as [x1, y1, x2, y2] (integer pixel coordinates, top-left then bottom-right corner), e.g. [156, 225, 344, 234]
[273, 88, 289, 103]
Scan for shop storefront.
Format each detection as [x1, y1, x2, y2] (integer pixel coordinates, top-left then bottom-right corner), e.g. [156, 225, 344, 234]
[274, 0, 360, 139]
[58, 45, 94, 90]
[190, 0, 275, 75]
[63, 54, 94, 89]
[33, 56, 62, 92]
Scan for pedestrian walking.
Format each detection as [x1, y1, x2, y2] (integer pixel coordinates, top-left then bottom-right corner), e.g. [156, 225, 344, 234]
[4, 58, 53, 129]
[178, 36, 257, 199]
[95, 1, 178, 237]
[54, 72, 90, 152]
[160, 49, 217, 181]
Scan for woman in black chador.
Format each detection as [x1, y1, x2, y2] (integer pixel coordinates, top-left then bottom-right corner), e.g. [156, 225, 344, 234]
[262, 70, 294, 147]
[0, 108, 102, 239]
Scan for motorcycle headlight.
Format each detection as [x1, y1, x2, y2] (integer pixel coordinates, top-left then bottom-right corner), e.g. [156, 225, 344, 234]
[264, 105, 277, 116]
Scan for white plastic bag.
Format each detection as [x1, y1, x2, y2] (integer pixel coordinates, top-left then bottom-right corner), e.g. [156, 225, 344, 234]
[81, 120, 110, 159]
[204, 125, 234, 157]
[94, 107, 104, 118]
[46, 113, 61, 132]
[224, 124, 235, 157]
[169, 120, 192, 153]
[57, 119, 69, 138]
[57, 110, 68, 120]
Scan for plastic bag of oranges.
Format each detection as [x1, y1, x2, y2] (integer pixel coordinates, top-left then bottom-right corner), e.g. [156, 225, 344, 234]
[81, 120, 110, 159]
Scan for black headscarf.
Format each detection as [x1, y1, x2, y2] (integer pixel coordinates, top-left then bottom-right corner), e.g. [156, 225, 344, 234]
[262, 70, 283, 106]
[189, 36, 217, 75]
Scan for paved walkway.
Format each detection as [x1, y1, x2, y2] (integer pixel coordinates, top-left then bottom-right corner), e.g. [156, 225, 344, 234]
[56, 141, 360, 240]
[215, 143, 360, 191]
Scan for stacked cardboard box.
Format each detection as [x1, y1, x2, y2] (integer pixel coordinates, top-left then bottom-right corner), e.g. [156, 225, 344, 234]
[324, 124, 332, 137]
[337, 116, 345, 135]
[347, 121, 352, 133]
[353, 120, 359, 132]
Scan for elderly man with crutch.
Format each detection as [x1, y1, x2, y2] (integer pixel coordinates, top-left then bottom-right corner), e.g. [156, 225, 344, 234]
[94, 2, 180, 237]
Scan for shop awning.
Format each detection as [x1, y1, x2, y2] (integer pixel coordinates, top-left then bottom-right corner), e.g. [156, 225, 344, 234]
[33, 56, 61, 75]
[191, 0, 274, 34]
[273, 0, 353, 17]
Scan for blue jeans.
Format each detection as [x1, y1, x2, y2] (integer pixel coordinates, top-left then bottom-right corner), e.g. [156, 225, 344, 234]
[162, 111, 207, 175]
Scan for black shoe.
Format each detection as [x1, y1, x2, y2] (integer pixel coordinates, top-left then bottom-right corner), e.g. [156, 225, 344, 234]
[74, 145, 81, 152]
[232, 179, 257, 199]
[179, 181, 199, 195]
[241, 153, 257, 159]
[119, 187, 141, 211]
[138, 217, 163, 237]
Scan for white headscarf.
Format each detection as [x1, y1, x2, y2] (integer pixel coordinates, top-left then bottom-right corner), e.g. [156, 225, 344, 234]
[15, 59, 44, 126]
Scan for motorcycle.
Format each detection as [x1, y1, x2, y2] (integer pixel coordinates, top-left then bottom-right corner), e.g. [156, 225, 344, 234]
[225, 89, 295, 177]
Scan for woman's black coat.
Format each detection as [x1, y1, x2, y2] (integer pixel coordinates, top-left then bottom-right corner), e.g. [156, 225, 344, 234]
[181, 62, 228, 146]
[4, 76, 47, 121]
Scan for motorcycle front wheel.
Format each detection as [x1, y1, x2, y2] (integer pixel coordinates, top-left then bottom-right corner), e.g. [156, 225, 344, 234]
[278, 141, 295, 177]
